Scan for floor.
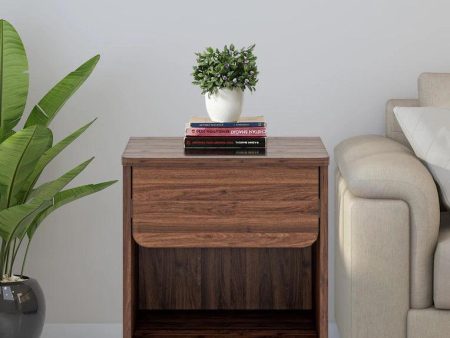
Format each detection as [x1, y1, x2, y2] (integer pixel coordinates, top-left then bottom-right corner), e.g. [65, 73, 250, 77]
[42, 322, 340, 338]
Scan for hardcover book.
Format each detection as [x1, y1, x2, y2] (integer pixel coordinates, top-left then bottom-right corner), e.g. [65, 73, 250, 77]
[185, 127, 266, 137]
[184, 137, 266, 148]
[184, 148, 266, 156]
[189, 116, 266, 128]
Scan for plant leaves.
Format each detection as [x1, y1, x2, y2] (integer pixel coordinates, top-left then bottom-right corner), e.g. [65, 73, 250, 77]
[0, 20, 29, 142]
[192, 44, 258, 95]
[0, 125, 52, 209]
[27, 180, 116, 238]
[0, 201, 48, 242]
[27, 157, 94, 203]
[24, 55, 100, 128]
[18, 119, 96, 202]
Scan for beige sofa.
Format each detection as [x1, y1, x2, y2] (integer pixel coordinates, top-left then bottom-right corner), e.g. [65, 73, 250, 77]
[335, 73, 450, 338]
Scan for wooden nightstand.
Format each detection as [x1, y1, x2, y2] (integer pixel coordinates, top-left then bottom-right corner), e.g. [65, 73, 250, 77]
[122, 137, 329, 338]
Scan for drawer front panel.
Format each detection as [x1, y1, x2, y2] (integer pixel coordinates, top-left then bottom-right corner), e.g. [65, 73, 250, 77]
[132, 165, 319, 235]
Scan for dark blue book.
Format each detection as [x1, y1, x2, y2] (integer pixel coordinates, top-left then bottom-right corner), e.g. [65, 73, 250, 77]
[189, 116, 266, 128]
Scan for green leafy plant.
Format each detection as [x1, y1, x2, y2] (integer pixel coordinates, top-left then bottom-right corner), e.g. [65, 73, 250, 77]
[0, 19, 116, 282]
[192, 44, 258, 95]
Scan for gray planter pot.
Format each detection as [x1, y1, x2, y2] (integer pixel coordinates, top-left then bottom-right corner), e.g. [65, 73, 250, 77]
[0, 278, 45, 338]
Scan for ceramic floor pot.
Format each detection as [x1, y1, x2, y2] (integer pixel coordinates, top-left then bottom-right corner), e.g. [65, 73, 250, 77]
[0, 278, 45, 338]
[205, 88, 243, 122]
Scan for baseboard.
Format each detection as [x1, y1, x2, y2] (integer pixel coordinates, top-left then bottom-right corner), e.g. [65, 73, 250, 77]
[42, 323, 122, 338]
[43, 322, 339, 338]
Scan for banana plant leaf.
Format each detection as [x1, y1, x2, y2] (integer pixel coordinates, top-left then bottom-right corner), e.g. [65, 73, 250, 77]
[0, 20, 29, 142]
[0, 125, 52, 209]
[18, 119, 96, 202]
[0, 201, 49, 242]
[24, 55, 100, 128]
[27, 157, 94, 203]
[27, 180, 116, 239]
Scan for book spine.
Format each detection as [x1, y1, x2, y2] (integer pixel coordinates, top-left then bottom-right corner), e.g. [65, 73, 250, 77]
[186, 127, 266, 137]
[184, 148, 266, 156]
[184, 137, 266, 148]
[190, 122, 266, 128]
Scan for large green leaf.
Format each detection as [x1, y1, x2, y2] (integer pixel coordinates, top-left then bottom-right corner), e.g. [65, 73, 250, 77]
[10, 201, 51, 244]
[0, 125, 52, 209]
[24, 55, 100, 128]
[0, 20, 29, 142]
[0, 201, 47, 242]
[28, 157, 94, 203]
[19, 119, 96, 202]
[27, 180, 116, 238]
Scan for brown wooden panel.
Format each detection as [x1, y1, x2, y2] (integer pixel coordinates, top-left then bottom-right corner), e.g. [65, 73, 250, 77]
[133, 203, 318, 235]
[132, 165, 319, 185]
[134, 310, 317, 337]
[315, 166, 328, 338]
[122, 137, 329, 165]
[139, 248, 312, 311]
[133, 232, 318, 248]
[133, 183, 317, 201]
[201, 249, 247, 309]
[246, 249, 312, 310]
[132, 165, 319, 248]
[139, 248, 201, 310]
[133, 215, 318, 233]
[123, 166, 136, 338]
[134, 200, 317, 218]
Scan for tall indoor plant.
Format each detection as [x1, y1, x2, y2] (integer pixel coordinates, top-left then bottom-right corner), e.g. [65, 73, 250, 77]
[0, 19, 116, 338]
[192, 44, 258, 122]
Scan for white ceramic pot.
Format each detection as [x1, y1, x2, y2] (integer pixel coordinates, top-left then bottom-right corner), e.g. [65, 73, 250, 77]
[205, 88, 243, 122]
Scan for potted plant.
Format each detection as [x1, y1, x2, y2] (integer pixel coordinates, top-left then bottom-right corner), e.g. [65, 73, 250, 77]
[0, 19, 116, 338]
[192, 44, 258, 122]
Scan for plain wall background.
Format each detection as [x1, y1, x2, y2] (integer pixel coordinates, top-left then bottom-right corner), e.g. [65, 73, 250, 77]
[3, 0, 450, 325]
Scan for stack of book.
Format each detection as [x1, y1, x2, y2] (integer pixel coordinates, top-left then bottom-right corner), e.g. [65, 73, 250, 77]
[184, 116, 267, 155]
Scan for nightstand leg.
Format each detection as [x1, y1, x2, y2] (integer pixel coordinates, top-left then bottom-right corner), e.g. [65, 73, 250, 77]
[316, 166, 328, 338]
[123, 166, 137, 338]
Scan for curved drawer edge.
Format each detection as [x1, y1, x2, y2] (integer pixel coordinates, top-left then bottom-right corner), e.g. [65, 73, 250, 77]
[132, 231, 318, 248]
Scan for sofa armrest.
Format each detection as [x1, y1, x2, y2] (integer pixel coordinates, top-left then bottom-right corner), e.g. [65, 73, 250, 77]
[335, 135, 440, 308]
[335, 170, 410, 338]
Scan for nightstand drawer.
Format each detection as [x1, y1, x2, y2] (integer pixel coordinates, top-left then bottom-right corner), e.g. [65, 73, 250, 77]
[131, 164, 319, 248]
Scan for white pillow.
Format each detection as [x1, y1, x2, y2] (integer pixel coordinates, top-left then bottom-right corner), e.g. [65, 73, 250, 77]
[394, 107, 450, 210]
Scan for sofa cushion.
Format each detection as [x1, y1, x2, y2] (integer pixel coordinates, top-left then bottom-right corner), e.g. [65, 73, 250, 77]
[335, 135, 440, 308]
[434, 212, 450, 309]
[385, 98, 419, 147]
[408, 308, 450, 338]
[419, 73, 450, 108]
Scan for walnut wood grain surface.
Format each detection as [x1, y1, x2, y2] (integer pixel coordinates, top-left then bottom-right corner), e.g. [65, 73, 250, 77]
[134, 310, 317, 337]
[132, 165, 319, 248]
[133, 232, 318, 248]
[122, 137, 329, 165]
[123, 136, 329, 338]
[315, 166, 328, 338]
[139, 248, 312, 310]
[123, 166, 136, 338]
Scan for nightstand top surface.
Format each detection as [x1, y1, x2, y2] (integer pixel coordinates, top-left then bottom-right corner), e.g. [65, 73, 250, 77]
[122, 137, 329, 165]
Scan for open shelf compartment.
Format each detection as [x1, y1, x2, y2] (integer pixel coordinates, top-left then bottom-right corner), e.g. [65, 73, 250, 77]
[135, 247, 318, 337]
[134, 310, 317, 337]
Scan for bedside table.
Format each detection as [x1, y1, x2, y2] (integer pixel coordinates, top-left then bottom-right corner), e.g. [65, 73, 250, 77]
[122, 137, 329, 337]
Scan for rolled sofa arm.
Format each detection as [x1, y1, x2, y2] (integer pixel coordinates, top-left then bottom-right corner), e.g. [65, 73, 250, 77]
[335, 169, 410, 338]
[335, 135, 440, 309]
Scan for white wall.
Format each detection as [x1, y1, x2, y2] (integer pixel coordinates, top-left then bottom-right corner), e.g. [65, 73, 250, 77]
[3, 0, 450, 325]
